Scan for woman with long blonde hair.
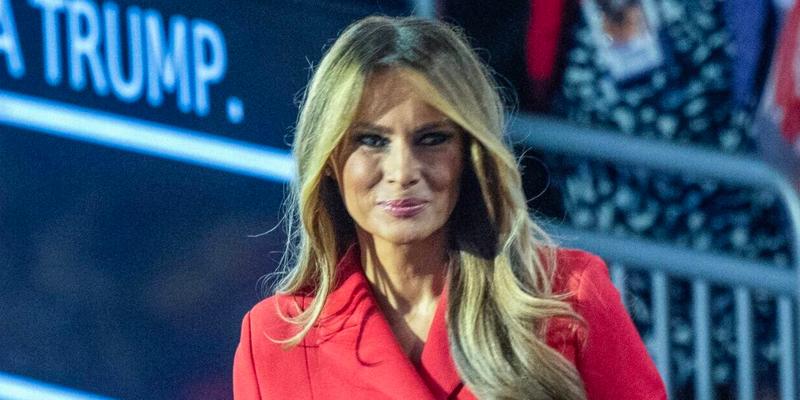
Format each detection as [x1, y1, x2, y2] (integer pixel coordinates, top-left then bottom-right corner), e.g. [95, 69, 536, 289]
[234, 15, 665, 400]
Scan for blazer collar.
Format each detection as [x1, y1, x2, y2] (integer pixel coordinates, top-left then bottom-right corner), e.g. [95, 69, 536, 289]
[312, 244, 463, 399]
[417, 279, 464, 398]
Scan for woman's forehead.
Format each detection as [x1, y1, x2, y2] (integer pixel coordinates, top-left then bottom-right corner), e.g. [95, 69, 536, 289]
[358, 70, 416, 111]
[355, 70, 443, 123]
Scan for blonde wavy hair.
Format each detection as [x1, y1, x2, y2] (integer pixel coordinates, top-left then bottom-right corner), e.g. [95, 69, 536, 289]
[270, 15, 586, 400]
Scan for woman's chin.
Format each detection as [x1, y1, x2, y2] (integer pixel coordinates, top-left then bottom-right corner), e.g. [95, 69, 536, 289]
[381, 232, 430, 245]
[374, 224, 445, 246]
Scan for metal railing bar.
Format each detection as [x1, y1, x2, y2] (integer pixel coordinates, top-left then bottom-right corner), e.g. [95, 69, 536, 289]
[548, 225, 797, 295]
[508, 105, 800, 400]
[509, 114, 785, 190]
[735, 287, 755, 400]
[652, 271, 671, 398]
[610, 263, 626, 302]
[509, 114, 800, 277]
[693, 280, 713, 400]
[778, 297, 796, 400]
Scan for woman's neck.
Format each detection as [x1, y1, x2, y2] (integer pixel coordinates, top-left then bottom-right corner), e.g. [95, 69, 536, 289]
[356, 230, 448, 316]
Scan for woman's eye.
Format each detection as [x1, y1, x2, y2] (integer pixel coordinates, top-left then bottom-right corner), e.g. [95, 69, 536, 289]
[418, 132, 452, 146]
[355, 134, 389, 148]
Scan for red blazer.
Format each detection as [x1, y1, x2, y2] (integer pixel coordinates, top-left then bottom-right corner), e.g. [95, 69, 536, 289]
[233, 247, 666, 399]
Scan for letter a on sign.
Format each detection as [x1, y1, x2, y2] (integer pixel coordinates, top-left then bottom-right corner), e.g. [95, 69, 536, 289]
[0, 0, 25, 78]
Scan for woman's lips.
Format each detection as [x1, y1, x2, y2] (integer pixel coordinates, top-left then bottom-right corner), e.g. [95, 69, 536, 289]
[379, 198, 428, 218]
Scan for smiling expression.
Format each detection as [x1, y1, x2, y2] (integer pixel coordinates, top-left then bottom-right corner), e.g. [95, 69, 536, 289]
[332, 70, 465, 246]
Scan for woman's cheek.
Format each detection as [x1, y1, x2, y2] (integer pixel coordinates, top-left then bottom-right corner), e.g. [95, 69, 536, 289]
[342, 152, 380, 204]
[433, 155, 463, 192]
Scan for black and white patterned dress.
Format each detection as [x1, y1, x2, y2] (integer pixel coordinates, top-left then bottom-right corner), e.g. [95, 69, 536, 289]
[546, 0, 789, 396]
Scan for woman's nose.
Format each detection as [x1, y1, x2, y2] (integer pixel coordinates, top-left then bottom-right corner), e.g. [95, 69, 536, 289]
[384, 141, 420, 188]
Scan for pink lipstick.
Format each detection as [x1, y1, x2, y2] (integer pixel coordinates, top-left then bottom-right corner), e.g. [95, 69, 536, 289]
[379, 198, 427, 218]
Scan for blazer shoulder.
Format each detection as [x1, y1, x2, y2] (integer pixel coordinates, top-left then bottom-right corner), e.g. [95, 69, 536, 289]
[552, 247, 609, 295]
[550, 249, 668, 399]
[235, 294, 317, 399]
[246, 293, 312, 340]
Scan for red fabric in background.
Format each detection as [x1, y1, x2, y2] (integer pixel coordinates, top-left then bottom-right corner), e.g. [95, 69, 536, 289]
[525, 0, 576, 110]
[774, 1, 800, 143]
[526, 0, 566, 82]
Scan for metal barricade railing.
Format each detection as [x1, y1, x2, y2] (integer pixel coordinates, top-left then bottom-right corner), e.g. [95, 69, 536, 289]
[509, 114, 800, 400]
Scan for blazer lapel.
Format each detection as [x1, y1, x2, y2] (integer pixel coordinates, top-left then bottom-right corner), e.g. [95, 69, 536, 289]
[312, 245, 437, 400]
[418, 281, 466, 399]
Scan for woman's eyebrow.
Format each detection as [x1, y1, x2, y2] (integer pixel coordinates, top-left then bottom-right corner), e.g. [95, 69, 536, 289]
[351, 122, 390, 133]
[351, 120, 456, 133]
[413, 121, 457, 133]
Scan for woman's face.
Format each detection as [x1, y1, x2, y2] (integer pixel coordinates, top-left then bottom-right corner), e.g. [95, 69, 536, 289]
[333, 70, 464, 246]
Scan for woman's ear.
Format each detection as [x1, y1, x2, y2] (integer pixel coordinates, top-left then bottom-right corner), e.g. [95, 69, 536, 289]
[325, 153, 341, 182]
